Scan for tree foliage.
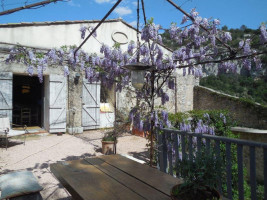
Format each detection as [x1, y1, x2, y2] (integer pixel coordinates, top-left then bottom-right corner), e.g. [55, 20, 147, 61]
[200, 74, 267, 105]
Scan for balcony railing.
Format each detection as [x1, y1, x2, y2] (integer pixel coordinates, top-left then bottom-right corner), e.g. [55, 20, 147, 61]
[157, 128, 267, 200]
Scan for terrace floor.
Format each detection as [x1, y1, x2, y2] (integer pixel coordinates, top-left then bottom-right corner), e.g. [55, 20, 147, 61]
[0, 130, 148, 200]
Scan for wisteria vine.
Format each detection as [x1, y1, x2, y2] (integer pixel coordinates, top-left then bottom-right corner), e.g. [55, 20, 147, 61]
[4, 9, 267, 162]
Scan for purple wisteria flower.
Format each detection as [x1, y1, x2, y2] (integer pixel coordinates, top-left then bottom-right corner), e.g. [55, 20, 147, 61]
[63, 66, 69, 77]
[194, 67, 203, 78]
[202, 18, 209, 28]
[141, 23, 160, 42]
[260, 24, 267, 44]
[181, 15, 188, 24]
[190, 8, 199, 19]
[218, 62, 237, 73]
[243, 58, 251, 70]
[254, 57, 262, 70]
[68, 49, 75, 65]
[243, 39, 251, 55]
[28, 50, 36, 62]
[220, 113, 226, 124]
[27, 65, 34, 76]
[169, 23, 180, 39]
[222, 32, 232, 43]
[37, 65, 43, 83]
[127, 41, 135, 55]
[161, 110, 168, 123]
[212, 19, 220, 34]
[161, 92, 169, 105]
[194, 119, 214, 135]
[47, 49, 58, 63]
[80, 26, 87, 39]
[209, 34, 216, 46]
[180, 122, 191, 132]
[80, 60, 85, 71]
[89, 26, 97, 38]
[203, 113, 210, 121]
[140, 45, 149, 56]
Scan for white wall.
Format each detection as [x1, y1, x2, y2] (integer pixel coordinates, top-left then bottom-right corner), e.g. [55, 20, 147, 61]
[0, 20, 171, 56]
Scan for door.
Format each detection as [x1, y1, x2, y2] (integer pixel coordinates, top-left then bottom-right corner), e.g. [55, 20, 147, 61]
[0, 72, 13, 123]
[48, 75, 67, 133]
[82, 79, 100, 130]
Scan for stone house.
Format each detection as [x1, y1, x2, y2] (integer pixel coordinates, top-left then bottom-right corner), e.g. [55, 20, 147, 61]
[0, 19, 198, 133]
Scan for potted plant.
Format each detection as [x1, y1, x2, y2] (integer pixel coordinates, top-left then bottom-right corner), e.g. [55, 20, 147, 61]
[171, 149, 221, 200]
[101, 131, 117, 155]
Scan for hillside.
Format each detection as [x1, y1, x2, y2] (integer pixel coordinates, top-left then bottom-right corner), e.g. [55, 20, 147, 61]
[161, 25, 267, 105]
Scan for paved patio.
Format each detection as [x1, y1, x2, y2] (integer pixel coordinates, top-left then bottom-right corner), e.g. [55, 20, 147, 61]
[0, 130, 148, 200]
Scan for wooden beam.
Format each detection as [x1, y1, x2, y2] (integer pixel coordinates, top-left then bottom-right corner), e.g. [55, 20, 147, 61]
[0, 0, 65, 16]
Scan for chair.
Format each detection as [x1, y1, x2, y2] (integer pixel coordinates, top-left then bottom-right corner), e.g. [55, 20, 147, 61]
[0, 117, 27, 150]
[13, 107, 21, 125]
[30, 107, 39, 125]
[21, 108, 31, 126]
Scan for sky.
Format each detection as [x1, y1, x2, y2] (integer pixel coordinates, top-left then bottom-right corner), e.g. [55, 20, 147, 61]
[0, 0, 266, 30]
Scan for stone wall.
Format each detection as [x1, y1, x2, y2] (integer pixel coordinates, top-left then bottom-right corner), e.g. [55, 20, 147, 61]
[193, 86, 267, 129]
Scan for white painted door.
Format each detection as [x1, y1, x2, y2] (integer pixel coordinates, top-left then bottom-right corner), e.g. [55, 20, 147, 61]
[82, 79, 100, 130]
[48, 75, 67, 133]
[0, 72, 13, 123]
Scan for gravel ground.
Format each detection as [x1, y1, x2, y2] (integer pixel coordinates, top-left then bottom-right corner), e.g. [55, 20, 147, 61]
[0, 130, 148, 200]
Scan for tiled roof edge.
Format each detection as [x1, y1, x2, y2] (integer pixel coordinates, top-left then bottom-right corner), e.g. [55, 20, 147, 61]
[0, 18, 122, 27]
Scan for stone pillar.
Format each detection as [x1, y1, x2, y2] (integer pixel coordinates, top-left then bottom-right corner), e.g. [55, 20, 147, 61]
[176, 74, 199, 112]
[66, 72, 83, 134]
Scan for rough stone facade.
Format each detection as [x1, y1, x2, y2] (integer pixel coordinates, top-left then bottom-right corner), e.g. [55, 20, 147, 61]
[194, 86, 267, 129]
[117, 73, 199, 117]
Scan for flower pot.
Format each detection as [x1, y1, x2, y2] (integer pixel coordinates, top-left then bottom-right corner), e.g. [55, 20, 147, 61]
[132, 127, 146, 137]
[170, 184, 221, 200]
[102, 140, 116, 155]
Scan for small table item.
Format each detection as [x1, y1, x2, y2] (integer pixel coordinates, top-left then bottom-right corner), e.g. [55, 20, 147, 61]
[50, 155, 182, 200]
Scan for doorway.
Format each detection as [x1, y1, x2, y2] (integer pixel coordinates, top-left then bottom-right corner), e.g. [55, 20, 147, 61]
[13, 75, 44, 127]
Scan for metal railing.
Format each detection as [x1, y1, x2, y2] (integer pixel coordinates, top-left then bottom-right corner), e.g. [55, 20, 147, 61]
[157, 128, 267, 200]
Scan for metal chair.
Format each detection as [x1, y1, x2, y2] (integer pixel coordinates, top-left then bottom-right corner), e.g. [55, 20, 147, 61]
[0, 117, 28, 150]
[21, 107, 31, 126]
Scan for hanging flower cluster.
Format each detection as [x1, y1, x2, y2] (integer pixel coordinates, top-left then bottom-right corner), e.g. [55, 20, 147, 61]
[169, 8, 265, 74]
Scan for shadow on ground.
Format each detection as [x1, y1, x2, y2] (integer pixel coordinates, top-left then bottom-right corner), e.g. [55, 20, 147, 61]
[0, 140, 24, 149]
[128, 150, 149, 163]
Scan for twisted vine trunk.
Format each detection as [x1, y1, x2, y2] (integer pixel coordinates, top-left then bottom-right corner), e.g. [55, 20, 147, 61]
[149, 70, 155, 166]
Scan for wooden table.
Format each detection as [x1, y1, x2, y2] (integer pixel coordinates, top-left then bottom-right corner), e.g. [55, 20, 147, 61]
[50, 154, 182, 200]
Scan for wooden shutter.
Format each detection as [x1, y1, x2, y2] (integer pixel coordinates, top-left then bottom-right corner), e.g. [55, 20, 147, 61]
[0, 72, 13, 122]
[49, 75, 67, 133]
[82, 79, 100, 130]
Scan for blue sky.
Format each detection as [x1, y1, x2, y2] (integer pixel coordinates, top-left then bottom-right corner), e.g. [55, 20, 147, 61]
[0, 0, 266, 30]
